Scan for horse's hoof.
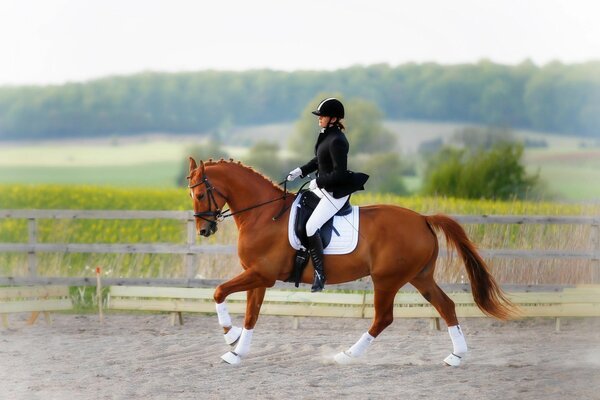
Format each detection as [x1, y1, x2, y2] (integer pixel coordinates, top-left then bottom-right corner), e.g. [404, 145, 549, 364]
[334, 351, 356, 365]
[221, 351, 241, 365]
[443, 353, 464, 367]
[223, 326, 242, 346]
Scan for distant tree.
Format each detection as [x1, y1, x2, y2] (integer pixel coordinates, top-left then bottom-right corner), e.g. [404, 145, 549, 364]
[451, 126, 515, 150]
[418, 137, 444, 156]
[523, 138, 548, 148]
[1, 62, 598, 140]
[361, 152, 409, 195]
[242, 140, 286, 182]
[422, 141, 539, 200]
[176, 138, 229, 186]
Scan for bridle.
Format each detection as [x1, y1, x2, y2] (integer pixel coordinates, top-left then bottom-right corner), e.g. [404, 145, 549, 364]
[188, 169, 294, 233]
[188, 172, 228, 232]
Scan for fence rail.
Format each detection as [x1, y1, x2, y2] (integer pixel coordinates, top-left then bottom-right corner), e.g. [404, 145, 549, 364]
[0, 276, 575, 293]
[1, 209, 599, 281]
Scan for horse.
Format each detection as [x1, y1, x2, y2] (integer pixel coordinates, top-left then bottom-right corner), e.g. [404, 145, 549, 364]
[187, 157, 516, 366]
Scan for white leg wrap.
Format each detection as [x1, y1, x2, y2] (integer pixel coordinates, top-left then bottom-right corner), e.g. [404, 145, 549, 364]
[223, 326, 242, 345]
[215, 302, 232, 327]
[233, 328, 253, 357]
[448, 325, 468, 356]
[347, 332, 375, 357]
[334, 332, 375, 364]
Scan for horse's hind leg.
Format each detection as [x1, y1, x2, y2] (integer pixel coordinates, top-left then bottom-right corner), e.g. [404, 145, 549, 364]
[334, 288, 396, 364]
[411, 274, 468, 366]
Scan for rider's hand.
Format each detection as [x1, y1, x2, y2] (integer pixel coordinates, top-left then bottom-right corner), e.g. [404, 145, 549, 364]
[309, 179, 319, 191]
[287, 167, 302, 181]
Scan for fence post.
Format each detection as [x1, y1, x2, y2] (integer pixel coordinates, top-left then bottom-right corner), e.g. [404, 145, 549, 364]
[186, 218, 197, 280]
[593, 222, 599, 284]
[28, 218, 37, 277]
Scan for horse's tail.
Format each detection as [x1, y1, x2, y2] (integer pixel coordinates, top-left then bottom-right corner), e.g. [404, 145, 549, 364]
[425, 214, 517, 320]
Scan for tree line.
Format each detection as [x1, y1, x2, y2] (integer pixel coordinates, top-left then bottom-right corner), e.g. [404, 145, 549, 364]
[0, 60, 598, 140]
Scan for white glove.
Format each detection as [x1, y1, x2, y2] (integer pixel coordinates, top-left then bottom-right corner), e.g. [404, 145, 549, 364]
[309, 179, 319, 191]
[287, 167, 302, 181]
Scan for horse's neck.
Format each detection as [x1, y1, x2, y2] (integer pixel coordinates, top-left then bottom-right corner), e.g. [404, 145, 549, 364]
[212, 165, 284, 225]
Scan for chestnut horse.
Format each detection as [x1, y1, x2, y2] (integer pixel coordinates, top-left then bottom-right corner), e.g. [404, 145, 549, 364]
[187, 158, 515, 366]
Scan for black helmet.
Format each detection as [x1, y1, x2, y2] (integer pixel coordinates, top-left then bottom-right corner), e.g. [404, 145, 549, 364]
[311, 98, 345, 119]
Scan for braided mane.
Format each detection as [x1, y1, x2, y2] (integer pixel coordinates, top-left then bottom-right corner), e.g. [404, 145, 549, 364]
[203, 158, 285, 193]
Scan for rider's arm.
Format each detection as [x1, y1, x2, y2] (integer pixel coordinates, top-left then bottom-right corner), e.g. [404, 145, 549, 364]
[300, 157, 318, 177]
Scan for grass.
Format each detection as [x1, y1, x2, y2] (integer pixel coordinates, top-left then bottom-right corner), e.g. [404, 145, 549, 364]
[524, 148, 600, 201]
[0, 162, 181, 188]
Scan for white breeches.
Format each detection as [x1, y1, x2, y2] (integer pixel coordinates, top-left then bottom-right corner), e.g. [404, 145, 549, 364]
[305, 188, 349, 237]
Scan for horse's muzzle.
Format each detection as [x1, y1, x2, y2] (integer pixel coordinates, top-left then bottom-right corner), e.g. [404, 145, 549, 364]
[199, 222, 218, 237]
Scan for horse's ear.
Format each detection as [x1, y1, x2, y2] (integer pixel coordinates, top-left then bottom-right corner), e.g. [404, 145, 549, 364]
[200, 159, 206, 175]
[189, 157, 197, 173]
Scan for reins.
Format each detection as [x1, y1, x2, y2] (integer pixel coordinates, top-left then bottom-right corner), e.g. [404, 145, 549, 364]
[221, 180, 289, 221]
[188, 172, 302, 225]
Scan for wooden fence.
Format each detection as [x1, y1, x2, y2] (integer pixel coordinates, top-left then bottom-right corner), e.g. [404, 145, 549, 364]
[0, 209, 600, 284]
[105, 285, 600, 325]
[1, 209, 599, 283]
[1, 209, 599, 325]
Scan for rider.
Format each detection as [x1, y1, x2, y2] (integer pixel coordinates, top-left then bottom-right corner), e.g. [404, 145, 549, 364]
[287, 98, 369, 292]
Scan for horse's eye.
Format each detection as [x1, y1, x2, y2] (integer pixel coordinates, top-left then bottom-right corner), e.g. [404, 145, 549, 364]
[197, 193, 205, 200]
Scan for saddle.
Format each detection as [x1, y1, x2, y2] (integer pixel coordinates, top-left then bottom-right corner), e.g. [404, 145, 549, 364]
[287, 190, 352, 287]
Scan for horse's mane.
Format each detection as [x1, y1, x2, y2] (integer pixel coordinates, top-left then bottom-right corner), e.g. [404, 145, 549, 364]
[202, 158, 285, 193]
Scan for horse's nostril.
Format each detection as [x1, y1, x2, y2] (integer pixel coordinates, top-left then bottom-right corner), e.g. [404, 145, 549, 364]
[199, 229, 207, 236]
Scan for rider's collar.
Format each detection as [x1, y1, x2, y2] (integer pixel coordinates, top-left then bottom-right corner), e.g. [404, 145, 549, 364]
[321, 125, 337, 133]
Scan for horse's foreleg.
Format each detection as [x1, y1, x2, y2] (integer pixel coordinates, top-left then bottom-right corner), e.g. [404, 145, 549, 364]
[213, 269, 271, 365]
[215, 302, 242, 346]
[221, 287, 266, 365]
[334, 288, 396, 364]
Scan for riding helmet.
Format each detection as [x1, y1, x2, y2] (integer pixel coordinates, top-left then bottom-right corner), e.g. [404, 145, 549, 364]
[312, 98, 345, 119]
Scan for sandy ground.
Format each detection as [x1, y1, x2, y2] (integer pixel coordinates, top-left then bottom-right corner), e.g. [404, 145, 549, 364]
[1, 313, 599, 400]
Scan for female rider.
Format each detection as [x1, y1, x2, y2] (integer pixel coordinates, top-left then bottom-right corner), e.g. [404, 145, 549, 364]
[287, 98, 369, 292]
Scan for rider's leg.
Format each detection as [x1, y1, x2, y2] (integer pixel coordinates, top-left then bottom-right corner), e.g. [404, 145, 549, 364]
[305, 190, 349, 292]
[307, 233, 326, 292]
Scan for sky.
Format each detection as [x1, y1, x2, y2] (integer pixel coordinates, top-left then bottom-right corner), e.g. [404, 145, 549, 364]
[1, 0, 599, 86]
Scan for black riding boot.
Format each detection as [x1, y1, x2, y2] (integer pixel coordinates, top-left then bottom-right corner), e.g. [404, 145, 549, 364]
[307, 233, 326, 292]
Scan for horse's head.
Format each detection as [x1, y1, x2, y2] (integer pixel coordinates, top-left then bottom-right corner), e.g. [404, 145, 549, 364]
[187, 157, 228, 237]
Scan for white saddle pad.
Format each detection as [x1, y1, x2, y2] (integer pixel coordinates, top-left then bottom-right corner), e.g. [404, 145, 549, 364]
[288, 194, 360, 255]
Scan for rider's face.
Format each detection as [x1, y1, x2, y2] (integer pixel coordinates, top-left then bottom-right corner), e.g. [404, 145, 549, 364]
[318, 115, 336, 128]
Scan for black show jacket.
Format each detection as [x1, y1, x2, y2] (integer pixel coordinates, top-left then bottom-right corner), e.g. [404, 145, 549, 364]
[299, 126, 369, 199]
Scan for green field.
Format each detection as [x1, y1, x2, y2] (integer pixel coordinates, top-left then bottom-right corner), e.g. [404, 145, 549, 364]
[0, 120, 598, 200]
[0, 162, 181, 187]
